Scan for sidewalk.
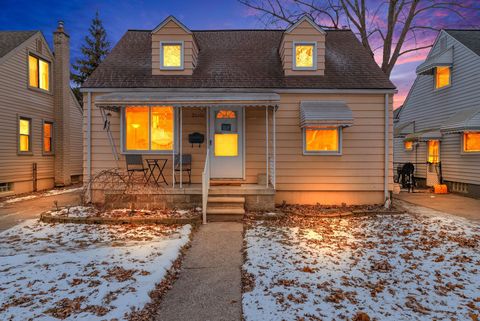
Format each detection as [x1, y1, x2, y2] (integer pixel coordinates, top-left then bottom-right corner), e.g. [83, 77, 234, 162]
[394, 192, 480, 222]
[0, 188, 81, 231]
[156, 222, 243, 321]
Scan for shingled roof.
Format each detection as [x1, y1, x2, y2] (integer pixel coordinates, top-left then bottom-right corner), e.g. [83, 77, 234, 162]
[83, 29, 395, 90]
[0, 30, 37, 58]
[445, 29, 480, 56]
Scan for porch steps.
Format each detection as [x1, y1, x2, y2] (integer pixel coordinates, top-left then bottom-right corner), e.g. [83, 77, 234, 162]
[206, 196, 245, 222]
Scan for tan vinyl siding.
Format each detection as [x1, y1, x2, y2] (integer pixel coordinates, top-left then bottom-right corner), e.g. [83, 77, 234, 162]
[280, 20, 325, 76]
[69, 92, 83, 176]
[0, 34, 55, 194]
[151, 20, 198, 75]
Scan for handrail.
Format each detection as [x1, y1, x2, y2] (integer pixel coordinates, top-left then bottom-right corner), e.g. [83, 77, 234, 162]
[201, 148, 210, 224]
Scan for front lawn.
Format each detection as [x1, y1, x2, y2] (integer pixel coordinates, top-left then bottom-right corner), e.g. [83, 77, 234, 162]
[0, 220, 191, 320]
[243, 202, 480, 321]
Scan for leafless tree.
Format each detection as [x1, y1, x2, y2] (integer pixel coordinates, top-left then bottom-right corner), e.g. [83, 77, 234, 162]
[239, 0, 479, 76]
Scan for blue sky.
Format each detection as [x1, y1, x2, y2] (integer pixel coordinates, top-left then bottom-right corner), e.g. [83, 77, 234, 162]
[1, 0, 478, 108]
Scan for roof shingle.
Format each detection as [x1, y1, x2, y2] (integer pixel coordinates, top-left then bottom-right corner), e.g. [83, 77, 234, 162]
[445, 29, 480, 56]
[0, 31, 37, 58]
[83, 29, 395, 90]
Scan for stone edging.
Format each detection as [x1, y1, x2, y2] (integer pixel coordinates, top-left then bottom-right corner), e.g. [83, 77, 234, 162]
[40, 213, 201, 225]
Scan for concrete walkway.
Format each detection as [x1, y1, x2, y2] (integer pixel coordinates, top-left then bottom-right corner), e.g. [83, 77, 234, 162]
[0, 189, 81, 231]
[395, 192, 480, 222]
[156, 222, 243, 321]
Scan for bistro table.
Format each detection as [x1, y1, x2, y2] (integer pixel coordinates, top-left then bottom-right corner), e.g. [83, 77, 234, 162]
[145, 158, 168, 186]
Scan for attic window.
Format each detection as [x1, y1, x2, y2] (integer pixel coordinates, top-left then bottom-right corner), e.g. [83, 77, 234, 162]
[160, 42, 183, 70]
[435, 66, 450, 89]
[28, 54, 50, 91]
[293, 42, 316, 70]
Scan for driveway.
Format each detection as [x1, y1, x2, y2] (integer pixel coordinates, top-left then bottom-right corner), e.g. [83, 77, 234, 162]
[0, 188, 81, 231]
[394, 192, 480, 223]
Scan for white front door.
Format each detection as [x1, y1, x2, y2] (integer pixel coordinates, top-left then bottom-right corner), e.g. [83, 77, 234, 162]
[209, 106, 244, 179]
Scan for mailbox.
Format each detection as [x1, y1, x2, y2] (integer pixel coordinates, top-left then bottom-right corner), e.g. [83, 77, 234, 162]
[188, 132, 205, 147]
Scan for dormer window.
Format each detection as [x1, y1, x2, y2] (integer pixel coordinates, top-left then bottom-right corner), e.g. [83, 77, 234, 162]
[160, 41, 184, 70]
[293, 42, 316, 70]
[435, 66, 450, 89]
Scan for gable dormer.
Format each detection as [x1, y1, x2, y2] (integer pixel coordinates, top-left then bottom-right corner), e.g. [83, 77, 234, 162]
[280, 16, 326, 76]
[151, 16, 198, 75]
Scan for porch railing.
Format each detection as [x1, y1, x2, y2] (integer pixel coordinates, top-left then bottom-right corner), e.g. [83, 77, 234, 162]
[201, 148, 210, 224]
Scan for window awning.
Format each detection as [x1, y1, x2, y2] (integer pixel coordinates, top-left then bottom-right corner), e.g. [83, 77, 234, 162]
[416, 47, 453, 75]
[394, 121, 414, 137]
[300, 101, 353, 128]
[440, 107, 480, 134]
[404, 129, 442, 142]
[94, 92, 280, 111]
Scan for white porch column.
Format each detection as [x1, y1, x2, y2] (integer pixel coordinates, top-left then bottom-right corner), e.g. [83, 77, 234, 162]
[265, 106, 269, 188]
[273, 105, 276, 189]
[180, 106, 183, 189]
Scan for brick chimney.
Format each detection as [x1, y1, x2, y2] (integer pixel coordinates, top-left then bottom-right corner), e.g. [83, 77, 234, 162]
[53, 20, 71, 186]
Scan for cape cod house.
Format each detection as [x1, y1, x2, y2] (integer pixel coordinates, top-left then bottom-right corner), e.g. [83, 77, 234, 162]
[394, 29, 480, 198]
[0, 23, 83, 197]
[81, 16, 395, 220]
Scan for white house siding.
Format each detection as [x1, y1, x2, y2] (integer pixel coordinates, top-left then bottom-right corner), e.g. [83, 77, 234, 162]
[394, 30, 480, 185]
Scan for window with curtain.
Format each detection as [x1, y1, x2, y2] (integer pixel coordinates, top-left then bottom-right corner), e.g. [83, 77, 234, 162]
[304, 127, 340, 154]
[294, 43, 316, 69]
[125, 106, 174, 152]
[463, 132, 480, 152]
[43, 122, 53, 153]
[435, 66, 450, 89]
[19, 117, 32, 153]
[29, 54, 50, 91]
[427, 140, 440, 163]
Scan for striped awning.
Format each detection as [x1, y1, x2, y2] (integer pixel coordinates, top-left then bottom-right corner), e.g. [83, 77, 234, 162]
[416, 47, 453, 75]
[94, 92, 280, 111]
[300, 101, 354, 128]
[404, 129, 442, 142]
[441, 107, 480, 134]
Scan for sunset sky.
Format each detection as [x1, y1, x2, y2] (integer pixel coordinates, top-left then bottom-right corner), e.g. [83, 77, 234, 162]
[2, 0, 479, 109]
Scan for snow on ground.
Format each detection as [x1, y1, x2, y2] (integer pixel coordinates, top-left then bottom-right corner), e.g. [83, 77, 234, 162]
[1, 187, 82, 206]
[0, 220, 191, 320]
[243, 205, 480, 321]
[47, 206, 200, 219]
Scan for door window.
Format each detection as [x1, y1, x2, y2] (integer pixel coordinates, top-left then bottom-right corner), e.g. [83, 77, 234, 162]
[214, 110, 238, 157]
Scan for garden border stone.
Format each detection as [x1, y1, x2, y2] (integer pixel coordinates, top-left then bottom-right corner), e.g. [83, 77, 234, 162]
[40, 212, 201, 225]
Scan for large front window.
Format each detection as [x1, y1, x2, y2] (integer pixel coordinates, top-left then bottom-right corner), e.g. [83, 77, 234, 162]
[29, 54, 50, 91]
[427, 140, 440, 163]
[463, 132, 480, 153]
[304, 127, 340, 154]
[124, 106, 174, 152]
[160, 42, 183, 69]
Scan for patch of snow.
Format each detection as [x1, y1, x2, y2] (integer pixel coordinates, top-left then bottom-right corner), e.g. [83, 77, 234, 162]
[0, 220, 191, 320]
[243, 205, 480, 321]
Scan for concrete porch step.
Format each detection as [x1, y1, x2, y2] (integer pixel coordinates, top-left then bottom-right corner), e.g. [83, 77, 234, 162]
[206, 207, 245, 215]
[208, 196, 245, 204]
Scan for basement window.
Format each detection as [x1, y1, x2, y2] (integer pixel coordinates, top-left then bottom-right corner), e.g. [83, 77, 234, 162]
[0, 182, 13, 193]
[435, 66, 450, 89]
[18, 117, 32, 154]
[160, 42, 184, 70]
[123, 106, 175, 153]
[293, 42, 317, 70]
[29, 54, 50, 91]
[303, 127, 341, 155]
[463, 132, 480, 153]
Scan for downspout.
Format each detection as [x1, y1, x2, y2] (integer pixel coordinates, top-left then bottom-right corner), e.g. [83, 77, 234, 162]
[384, 93, 390, 208]
[86, 91, 92, 202]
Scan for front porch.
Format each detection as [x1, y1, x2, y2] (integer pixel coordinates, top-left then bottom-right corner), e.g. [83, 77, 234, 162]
[88, 92, 279, 220]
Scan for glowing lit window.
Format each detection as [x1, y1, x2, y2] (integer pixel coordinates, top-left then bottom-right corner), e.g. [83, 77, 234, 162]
[161, 43, 183, 69]
[304, 128, 340, 154]
[294, 43, 316, 69]
[29, 54, 50, 91]
[151, 107, 174, 151]
[43, 122, 53, 153]
[435, 66, 450, 89]
[463, 132, 480, 152]
[216, 110, 236, 119]
[125, 106, 175, 152]
[427, 140, 440, 163]
[214, 134, 238, 157]
[19, 118, 31, 153]
[404, 141, 413, 151]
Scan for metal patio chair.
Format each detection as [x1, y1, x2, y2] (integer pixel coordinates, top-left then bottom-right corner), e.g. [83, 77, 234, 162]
[125, 154, 148, 185]
[174, 154, 192, 185]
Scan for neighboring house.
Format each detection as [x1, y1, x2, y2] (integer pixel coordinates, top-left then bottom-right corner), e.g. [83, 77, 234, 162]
[394, 29, 480, 197]
[0, 22, 83, 197]
[81, 16, 395, 215]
